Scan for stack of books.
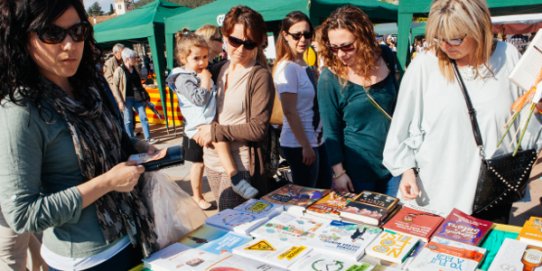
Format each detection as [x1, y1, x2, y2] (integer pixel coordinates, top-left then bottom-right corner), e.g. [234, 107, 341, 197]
[261, 184, 330, 216]
[339, 191, 400, 226]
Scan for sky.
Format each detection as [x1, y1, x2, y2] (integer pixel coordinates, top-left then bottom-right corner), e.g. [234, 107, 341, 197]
[83, 0, 114, 10]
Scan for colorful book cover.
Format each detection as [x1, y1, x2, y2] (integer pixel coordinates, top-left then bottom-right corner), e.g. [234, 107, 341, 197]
[434, 208, 493, 246]
[519, 216, 542, 247]
[340, 201, 396, 226]
[383, 206, 444, 242]
[289, 251, 375, 271]
[305, 191, 359, 220]
[232, 238, 312, 269]
[250, 212, 325, 243]
[205, 207, 276, 235]
[206, 254, 288, 271]
[178, 224, 252, 255]
[489, 238, 542, 271]
[233, 198, 284, 217]
[261, 184, 330, 216]
[355, 191, 399, 211]
[408, 241, 481, 271]
[364, 230, 419, 264]
[143, 243, 224, 271]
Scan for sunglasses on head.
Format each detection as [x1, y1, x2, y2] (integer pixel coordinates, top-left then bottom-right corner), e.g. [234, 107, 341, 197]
[433, 35, 467, 46]
[227, 36, 257, 50]
[36, 22, 89, 44]
[287, 31, 313, 41]
[327, 42, 355, 54]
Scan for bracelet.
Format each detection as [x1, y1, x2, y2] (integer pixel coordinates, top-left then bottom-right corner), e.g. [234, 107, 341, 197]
[332, 170, 346, 180]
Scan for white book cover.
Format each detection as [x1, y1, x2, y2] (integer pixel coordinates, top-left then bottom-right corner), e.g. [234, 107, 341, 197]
[509, 29, 542, 91]
[206, 254, 288, 271]
[365, 230, 419, 264]
[205, 208, 271, 235]
[290, 251, 375, 271]
[489, 238, 542, 271]
[250, 212, 326, 242]
[143, 243, 225, 271]
[232, 238, 312, 269]
[407, 243, 480, 271]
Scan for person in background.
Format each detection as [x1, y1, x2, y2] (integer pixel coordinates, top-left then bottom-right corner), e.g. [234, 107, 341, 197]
[167, 32, 258, 203]
[193, 5, 275, 210]
[112, 48, 157, 144]
[0, 0, 159, 270]
[318, 5, 399, 195]
[383, 0, 542, 222]
[273, 11, 322, 187]
[103, 43, 124, 90]
[195, 24, 225, 64]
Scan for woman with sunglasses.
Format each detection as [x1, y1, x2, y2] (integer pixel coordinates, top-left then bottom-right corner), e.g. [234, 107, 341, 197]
[273, 11, 326, 188]
[0, 1, 160, 270]
[193, 6, 274, 210]
[383, 0, 541, 221]
[318, 5, 399, 195]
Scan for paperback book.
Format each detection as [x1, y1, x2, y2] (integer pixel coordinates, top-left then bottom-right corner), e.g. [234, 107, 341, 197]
[383, 206, 444, 242]
[509, 29, 542, 91]
[289, 251, 375, 271]
[178, 224, 252, 255]
[206, 254, 288, 271]
[489, 238, 542, 271]
[519, 216, 542, 247]
[408, 241, 484, 271]
[143, 243, 224, 271]
[305, 191, 359, 220]
[433, 208, 493, 246]
[339, 191, 399, 226]
[232, 238, 312, 269]
[261, 184, 330, 216]
[205, 205, 279, 235]
[365, 230, 419, 264]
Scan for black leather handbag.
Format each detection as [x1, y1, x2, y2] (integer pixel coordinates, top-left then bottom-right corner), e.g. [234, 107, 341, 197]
[452, 61, 537, 214]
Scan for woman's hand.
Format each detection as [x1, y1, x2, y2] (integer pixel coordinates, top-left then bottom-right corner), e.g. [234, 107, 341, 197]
[134, 140, 159, 155]
[302, 146, 316, 166]
[399, 168, 419, 200]
[103, 161, 145, 193]
[194, 124, 212, 147]
[332, 173, 354, 193]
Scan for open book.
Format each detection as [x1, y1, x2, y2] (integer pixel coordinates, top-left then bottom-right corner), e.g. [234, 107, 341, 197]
[509, 29, 542, 91]
[128, 145, 184, 171]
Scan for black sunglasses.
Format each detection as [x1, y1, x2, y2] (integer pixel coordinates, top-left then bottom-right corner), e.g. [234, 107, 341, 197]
[287, 31, 313, 41]
[327, 42, 356, 54]
[227, 36, 257, 50]
[36, 22, 89, 44]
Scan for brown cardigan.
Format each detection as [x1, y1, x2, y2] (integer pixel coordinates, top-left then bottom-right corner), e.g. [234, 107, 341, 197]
[210, 62, 275, 178]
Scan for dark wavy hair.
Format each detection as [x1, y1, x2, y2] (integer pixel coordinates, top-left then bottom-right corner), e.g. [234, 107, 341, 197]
[275, 11, 314, 64]
[0, 0, 102, 105]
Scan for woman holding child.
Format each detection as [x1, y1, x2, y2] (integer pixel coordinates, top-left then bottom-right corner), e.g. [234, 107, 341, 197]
[193, 6, 275, 210]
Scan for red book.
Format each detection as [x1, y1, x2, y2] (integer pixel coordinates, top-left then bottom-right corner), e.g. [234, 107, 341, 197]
[433, 208, 493, 246]
[383, 206, 444, 242]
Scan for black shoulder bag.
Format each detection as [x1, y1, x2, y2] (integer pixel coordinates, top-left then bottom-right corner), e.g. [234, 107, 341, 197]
[452, 60, 537, 215]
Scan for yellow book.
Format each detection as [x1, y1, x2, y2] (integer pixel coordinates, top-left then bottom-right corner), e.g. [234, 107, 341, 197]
[518, 217, 542, 247]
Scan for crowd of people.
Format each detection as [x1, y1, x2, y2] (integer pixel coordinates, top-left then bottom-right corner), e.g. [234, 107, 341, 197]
[0, 0, 541, 270]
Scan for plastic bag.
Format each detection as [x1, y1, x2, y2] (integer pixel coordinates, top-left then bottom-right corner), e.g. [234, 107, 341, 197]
[141, 171, 207, 249]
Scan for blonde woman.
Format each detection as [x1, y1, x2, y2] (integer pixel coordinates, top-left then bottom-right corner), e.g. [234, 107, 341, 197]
[195, 25, 224, 63]
[318, 5, 399, 195]
[383, 0, 542, 222]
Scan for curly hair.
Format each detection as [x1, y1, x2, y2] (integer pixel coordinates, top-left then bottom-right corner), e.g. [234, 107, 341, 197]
[0, 0, 102, 105]
[222, 5, 268, 68]
[174, 32, 209, 65]
[319, 5, 381, 83]
[275, 11, 314, 64]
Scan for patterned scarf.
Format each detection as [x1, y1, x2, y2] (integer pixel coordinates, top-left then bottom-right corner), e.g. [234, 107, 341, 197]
[42, 79, 159, 257]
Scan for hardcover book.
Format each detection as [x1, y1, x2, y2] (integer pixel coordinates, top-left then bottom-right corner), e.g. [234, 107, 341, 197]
[143, 243, 224, 271]
[519, 216, 542, 247]
[261, 184, 330, 216]
[232, 238, 312, 269]
[178, 224, 252, 255]
[289, 251, 375, 271]
[383, 206, 444, 242]
[365, 230, 419, 264]
[408, 241, 482, 271]
[355, 191, 400, 211]
[433, 208, 493, 246]
[305, 191, 359, 220]
[206, 254, 288, 271]
[489, 238, 542, 271]
[340, 201, 398, 226]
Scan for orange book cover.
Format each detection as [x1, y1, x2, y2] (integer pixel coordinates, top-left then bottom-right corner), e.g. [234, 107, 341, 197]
[383, 206, 444, 242]
[519, 217, 542, 243]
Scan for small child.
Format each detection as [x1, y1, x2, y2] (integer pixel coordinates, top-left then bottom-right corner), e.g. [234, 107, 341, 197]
[166, 33, 257, 199]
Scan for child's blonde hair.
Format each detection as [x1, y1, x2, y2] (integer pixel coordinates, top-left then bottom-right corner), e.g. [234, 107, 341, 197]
[175, 32, 209, 65]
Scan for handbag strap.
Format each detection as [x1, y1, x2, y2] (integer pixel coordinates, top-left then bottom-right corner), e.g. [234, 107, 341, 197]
[451, 61, 485, 156]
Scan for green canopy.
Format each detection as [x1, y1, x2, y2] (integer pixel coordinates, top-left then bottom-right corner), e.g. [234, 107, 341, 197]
[309, 0, 398, 26]
[94, 0, 190, 129]
[164, 0, 309, 70]
[397, 0, 542, 73]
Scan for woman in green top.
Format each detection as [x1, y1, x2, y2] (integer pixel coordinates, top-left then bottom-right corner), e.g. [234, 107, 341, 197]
[318, 5, 399, 194]
[0, 1, 159, 269]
